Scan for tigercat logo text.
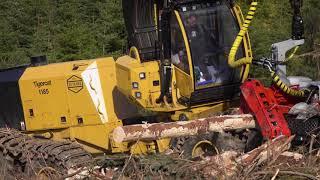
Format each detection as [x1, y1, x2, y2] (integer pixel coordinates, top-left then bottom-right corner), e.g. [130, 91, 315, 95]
[67, 75, 83, 93]
[33, 80, 52, 88]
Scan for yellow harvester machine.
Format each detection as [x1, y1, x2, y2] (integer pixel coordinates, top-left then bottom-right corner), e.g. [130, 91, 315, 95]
[0, 0, 315, 174]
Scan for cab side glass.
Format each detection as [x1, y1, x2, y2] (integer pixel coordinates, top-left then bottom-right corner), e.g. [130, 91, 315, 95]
[171, 15, 190, 75]
[180, 4, 243, 89]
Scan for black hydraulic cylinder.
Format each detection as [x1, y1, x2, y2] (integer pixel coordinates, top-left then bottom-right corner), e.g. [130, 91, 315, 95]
[290, 0, 304, 40]
[157, 7, 173, 103]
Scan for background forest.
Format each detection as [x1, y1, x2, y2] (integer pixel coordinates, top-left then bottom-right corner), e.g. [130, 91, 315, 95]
[0, 0, 319, 79]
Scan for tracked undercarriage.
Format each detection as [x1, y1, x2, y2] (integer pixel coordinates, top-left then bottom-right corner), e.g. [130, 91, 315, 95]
[0, 128, 93, 178]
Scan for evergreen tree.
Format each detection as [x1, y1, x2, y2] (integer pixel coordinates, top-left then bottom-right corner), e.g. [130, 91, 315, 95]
[0, 0, 319, 77]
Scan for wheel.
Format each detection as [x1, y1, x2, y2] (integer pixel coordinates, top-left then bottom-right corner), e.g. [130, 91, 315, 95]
[170, 133, 218, 159]
[191, 140, 218, 158]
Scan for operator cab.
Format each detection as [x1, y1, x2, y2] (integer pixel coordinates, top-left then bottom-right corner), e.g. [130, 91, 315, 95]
[122, 0, 251, 107]
[170, 1, 249, 105]
[171, 1, 244, 89]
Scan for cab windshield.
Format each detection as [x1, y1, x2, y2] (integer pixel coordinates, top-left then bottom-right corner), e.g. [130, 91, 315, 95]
[179, 3, 244, 89]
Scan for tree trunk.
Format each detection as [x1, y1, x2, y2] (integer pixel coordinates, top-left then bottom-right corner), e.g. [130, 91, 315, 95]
[112, 114, 256, 143]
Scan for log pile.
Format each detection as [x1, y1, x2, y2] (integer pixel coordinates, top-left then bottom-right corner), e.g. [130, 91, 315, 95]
[5, 114, 318, 179]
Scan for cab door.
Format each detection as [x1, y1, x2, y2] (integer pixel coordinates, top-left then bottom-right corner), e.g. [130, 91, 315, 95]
[171, 11, 194, 98]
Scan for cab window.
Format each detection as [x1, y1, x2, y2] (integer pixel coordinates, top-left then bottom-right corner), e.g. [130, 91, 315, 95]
[179, 3, 244, 89]
[170, 14, 190, 75]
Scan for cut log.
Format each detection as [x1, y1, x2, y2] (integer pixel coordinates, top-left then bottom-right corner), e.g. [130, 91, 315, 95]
[112, 114, 256, 143]
[236, 135, 294, 168]
[192, 135, 294, 178]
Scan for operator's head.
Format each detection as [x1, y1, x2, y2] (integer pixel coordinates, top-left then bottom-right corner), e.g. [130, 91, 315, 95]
[187, 14, 197, 27]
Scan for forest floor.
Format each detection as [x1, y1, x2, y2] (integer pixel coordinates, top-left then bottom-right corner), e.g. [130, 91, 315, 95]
[1, 136, 320, 180]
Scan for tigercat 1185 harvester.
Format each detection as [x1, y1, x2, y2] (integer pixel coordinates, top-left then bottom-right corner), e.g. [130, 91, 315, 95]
[0, 0, 318, 174]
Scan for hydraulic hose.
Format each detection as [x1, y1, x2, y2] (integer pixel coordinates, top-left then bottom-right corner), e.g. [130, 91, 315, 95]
[228, 1, 258, 68]
[271, 71, 305, 97]
[286, 46, 299, 61]
[277, 46, 305, 97]
[230, 2, 305, 98]
[253, 59, 305, 97]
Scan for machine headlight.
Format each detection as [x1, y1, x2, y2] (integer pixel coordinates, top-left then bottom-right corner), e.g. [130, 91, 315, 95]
[20, 121, 26, 131]
[135, 92, 142, 99]
[139, 72, 146, 79]
[132, 82, 139, 89]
